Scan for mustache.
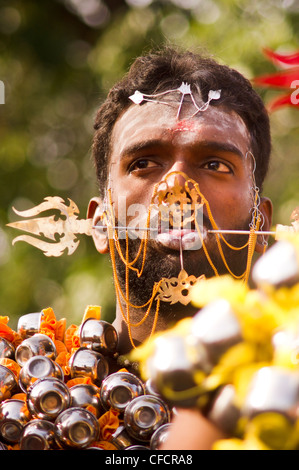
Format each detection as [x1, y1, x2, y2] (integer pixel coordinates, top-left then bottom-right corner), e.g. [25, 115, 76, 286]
[110, 211, 253, 314]
[108, 210, 213, 240]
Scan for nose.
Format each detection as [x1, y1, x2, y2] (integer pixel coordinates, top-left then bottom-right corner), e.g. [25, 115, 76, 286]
[155, 167, 199, 213]
[163, 162, 194, 190]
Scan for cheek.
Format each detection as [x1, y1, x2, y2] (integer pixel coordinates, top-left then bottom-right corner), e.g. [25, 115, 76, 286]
[108, 174, 154, 222]
[203, 182, 254, 223]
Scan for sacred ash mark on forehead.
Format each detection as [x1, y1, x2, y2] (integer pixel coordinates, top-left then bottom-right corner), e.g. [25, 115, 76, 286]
[126, 81, 252, 151]
[111, 99, 251, 162]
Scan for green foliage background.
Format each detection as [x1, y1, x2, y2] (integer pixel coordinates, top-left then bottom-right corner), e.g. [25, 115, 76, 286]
[0, 0, 298, 329]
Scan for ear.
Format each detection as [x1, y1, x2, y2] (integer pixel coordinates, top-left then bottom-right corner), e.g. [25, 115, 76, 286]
[255, 196, 273, 254]
[87, 197, 109, 254]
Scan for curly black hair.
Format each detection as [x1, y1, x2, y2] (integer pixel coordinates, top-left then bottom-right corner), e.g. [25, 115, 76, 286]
[92, 46, 271, 197]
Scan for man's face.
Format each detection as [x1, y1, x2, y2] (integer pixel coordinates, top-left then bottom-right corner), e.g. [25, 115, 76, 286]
[95, 99, 270, 308]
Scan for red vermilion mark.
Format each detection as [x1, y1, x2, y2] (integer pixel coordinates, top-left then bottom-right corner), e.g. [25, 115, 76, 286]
[171, 120, 199, 133]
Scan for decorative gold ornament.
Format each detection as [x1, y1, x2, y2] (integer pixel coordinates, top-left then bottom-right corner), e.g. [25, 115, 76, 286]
[7, 197, 93, 257]
[153, 172, 203, 229]
[156, 270, 205, 305]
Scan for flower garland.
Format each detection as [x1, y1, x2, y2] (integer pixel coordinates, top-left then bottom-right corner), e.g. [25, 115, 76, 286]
[0, 305, 123, 450]
[129, 234, 299, 450]
[2, 233, 299, 450]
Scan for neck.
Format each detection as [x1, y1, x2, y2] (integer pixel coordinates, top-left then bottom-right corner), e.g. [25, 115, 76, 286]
[112, 300, 198, 355]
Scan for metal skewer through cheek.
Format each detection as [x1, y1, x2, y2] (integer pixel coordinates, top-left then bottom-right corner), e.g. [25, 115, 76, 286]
[93, 225, 276, 236]
[92, 225, 155, 231]
[208, 229, 276, 236]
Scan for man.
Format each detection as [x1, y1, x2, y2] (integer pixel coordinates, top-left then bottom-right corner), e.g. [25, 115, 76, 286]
[87, 46, 272, 359]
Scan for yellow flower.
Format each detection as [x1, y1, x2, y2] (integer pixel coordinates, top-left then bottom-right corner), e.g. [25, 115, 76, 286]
[213, 438, 246, 450]
[204, 343, 268, 393]
[233, 291, 285, 347]
[191, 275, 249, 309]
[233, 361, 271, 408]
[271, 284, 299, 312]
[213, 435, 270, 450]
[245, 413, 297, 450]
[128, 317, 193, 379]
[275, 231, 299, 248]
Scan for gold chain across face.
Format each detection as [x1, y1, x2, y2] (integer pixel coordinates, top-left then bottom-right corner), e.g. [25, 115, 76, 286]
[6, 171, 262, 349]
[99, 171, 261, 348]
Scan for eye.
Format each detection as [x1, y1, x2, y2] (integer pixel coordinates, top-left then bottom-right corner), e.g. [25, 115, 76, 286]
[129, 158, 160, 173]
[203, 160, 232, 173]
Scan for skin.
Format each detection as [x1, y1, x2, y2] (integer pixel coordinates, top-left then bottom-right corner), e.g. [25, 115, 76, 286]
[159, 408, 226, 450]
[88, 100, 272, 353]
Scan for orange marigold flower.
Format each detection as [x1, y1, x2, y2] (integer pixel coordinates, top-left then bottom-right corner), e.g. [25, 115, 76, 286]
[98, 409, 120, 441]
[0, 358, 21, 379]
[40, 307, 57, 341]
[11, 392, 27, 401]
[9, 443, 20, 450]
[54, 339, 67, 355]
[0, 385, 12, 401]
[54, 341, 68, 371]
[12, 332, 23, 348]
[91, 441, 118, 450]
[54, 339, 69, 368]
[64, 324, 80, 352]
[66, 377, 92, 388]
[55, 351, 68, 371]
[86, 404, 98, 417]
[118, 368, 129, 373]
[60, 351, 73, 376]
[82, 305, 101, 323]
[20, 402, 31, 421]
[55, 318, 66, 342]
[0, 320, 15, 343]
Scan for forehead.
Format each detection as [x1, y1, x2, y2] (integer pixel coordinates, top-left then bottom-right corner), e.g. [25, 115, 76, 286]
[110, 100, 251, 157]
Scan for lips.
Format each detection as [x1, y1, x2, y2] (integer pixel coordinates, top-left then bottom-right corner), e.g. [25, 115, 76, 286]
[155, 228, 206, 251]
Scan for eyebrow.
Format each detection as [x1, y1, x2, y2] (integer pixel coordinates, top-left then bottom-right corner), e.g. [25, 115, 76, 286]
[118, 140, 168, 161]
[198, 141, 245, 159]
[118, 138, 245, 161]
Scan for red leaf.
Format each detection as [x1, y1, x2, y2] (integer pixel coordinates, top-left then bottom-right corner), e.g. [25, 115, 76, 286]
[263, 48, 299, 67]
[267, 93, 299, 112]
[252, 68, 299, 89]
[253, 47, 299, 112]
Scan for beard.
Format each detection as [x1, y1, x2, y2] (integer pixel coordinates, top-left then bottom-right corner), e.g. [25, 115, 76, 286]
[111, 212, 252, 322]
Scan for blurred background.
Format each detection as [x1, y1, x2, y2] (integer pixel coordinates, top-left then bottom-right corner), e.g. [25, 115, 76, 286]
[0, 0, 298, 329]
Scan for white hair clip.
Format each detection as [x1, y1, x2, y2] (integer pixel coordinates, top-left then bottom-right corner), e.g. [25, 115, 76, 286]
[129, 82, 221, 119]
